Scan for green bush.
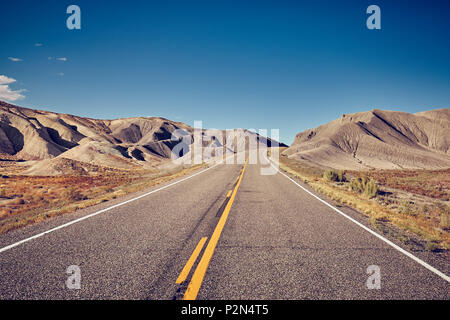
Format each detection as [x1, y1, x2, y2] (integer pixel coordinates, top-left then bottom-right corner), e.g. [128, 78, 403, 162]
[426, 241, 440, 252]
[67, 188, 87, 201]
[337, 170, 346, 182]
[400, 200, 414, 215]
[440, 209, 450, 230]
[323, 169, 346, 182]
[349, 175, 378, 198]
[365, 178, 378, 199]
[323, 170, 338, 181]
[349, 177, 365, 193]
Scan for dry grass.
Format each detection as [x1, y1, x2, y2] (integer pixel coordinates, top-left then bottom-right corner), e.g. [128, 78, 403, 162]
[0, 161, 206, 235]
[277, 148, 450, 251]
[360, 169, 450, 201]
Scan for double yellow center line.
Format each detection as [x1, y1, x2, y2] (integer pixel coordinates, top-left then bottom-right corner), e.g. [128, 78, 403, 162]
[177, 158, 249, 300]
[175, 237, 208, 284]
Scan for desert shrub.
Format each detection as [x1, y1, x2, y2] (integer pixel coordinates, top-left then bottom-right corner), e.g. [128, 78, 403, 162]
[324, 170, 338, 181]
[426, 241, 440, 252]
[440, 206, 450, 230]
[349, 175, 378, 198]
[441, 213, 450, 230]
[337, 170, 346, 182]
[400, 200, 416, 216]
[421, 204, 430, 214]
[66, 188, 87, 201]
[324, 170, 346, 182]
[365, 178, 378, 199]
[350, 177, 365, 193]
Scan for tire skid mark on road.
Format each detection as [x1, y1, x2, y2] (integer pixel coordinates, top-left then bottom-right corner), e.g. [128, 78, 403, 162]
[215, 190, 233, 217]
[171, 172, 240, 300]
[181, 158, 249, 300]
[171, 189, 239, 298]
[147, 166, 242, 299]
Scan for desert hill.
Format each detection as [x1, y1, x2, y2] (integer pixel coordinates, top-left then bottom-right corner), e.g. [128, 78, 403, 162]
[283, 108, 450, 170]
[0, 101, 284, 175]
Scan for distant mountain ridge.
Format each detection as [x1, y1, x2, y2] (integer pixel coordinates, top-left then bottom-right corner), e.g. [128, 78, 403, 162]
[283, 108, 450, 170]
[0, 101, 285, 175]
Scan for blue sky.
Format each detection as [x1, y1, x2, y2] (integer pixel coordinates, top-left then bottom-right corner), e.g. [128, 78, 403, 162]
[1, 0, 449, 144]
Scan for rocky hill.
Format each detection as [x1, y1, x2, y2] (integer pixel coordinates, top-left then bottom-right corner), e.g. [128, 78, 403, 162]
[283, 109, 450, 170]
[0, 101, 284, 175]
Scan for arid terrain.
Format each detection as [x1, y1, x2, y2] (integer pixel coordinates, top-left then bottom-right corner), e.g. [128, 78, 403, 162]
[0, 100, 284, 174]
[279, 153, 449, 249]
[0, 149, 210, 234]
[0, 105, 448, 300]
[280, 109, 450, 250]
[283, 109, 450, 170]
[278, 109, 450, 251]
[1, 102, 449, 251]
[0, 100, 282, 234]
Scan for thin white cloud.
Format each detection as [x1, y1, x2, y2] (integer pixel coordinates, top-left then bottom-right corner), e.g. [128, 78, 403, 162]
[48, 57, 53, 60]
[57, 72, 64, 76]
[8, 57, 22, 62]
[0, 75, 25, 101]
[35, 43, 43, 47]
[57, 57, 67, 61]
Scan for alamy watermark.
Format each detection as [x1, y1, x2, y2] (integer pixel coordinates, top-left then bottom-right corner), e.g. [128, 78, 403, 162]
[65, 5, 381, 31]
[66, 5, 81, 30]
[367, 5, 381, 30]
[366, 265, 381, 289]
[66, 265, 81, 289]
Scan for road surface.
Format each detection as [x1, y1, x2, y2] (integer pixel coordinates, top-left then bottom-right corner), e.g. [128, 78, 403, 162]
[0, 158, 448, 299]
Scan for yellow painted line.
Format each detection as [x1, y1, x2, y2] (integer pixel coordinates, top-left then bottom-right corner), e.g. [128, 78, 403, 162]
[226, 190, 232, 198]
[183, 159, 249, 300]
[176, 237, 208, 284]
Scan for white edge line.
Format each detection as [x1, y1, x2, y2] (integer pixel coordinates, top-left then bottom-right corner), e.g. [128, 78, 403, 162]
[270, 160, 450, 283]
[0, 161, 224, 254]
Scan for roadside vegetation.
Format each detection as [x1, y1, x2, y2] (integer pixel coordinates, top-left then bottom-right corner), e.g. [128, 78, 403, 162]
[277, 148, 450, 251]
[0, 161, 205, 235]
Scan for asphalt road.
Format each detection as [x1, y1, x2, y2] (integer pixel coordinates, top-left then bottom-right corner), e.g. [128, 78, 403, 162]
[0, 158, 448, 299]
